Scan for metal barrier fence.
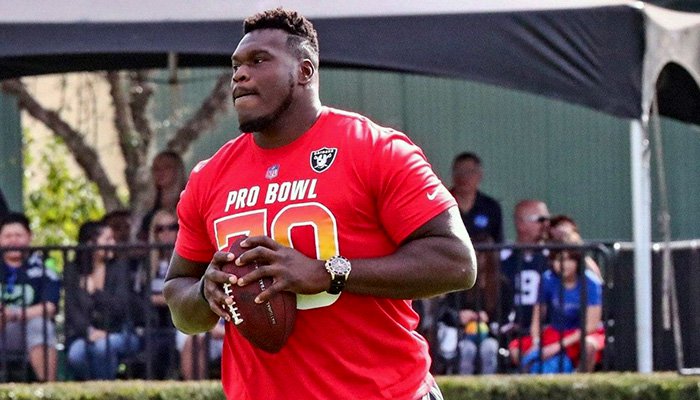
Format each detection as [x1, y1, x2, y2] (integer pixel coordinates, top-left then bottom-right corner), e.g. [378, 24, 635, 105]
[606, 240, 700, 373]
[12, 241, 690, 381]
[416, 242, 613, 376]
[0, 244, 220, 382]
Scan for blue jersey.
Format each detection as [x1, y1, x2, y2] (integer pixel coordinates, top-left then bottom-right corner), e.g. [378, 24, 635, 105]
[1, 252, 61, 308]
[538, 269, 602, 331]
[499, 249, 549, 329]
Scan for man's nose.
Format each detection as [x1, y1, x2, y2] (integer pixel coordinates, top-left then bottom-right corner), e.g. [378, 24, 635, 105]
[232, 65, 249, 83]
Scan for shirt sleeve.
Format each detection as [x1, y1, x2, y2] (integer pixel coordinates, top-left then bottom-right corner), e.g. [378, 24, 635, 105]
[585, 272, 603, 306]
[369, 129, 456, 244]
[175, 168, 217, 262]
[27, 254, 61, 305]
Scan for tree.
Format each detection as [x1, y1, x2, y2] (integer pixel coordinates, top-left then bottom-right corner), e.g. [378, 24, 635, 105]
[23, 129, 105, 246]
[2, 70, 232, 236]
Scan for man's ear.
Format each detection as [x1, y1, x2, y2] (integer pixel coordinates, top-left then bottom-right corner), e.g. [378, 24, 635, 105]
[299, 59, 315, 84]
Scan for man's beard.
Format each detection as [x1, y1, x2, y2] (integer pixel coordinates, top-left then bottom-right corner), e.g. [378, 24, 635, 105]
[239, 75, 295, 133]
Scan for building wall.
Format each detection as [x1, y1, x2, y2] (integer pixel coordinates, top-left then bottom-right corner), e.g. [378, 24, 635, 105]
[0, 92, 23, 211]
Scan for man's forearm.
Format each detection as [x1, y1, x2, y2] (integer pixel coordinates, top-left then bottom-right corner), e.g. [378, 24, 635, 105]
[344, 208, 476, 299]
[164, 277, 220, 334]
[25, 302, 55, 320]
[345, 236, 475, 299]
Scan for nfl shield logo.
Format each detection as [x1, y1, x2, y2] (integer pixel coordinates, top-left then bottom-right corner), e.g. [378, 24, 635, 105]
[310, 147, 337, 173]
[265, 164, 280, 180]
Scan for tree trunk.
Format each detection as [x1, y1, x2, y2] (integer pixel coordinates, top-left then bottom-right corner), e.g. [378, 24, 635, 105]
[106, 71, 154, 229]
[167, 72, 232, 154]
[1, 78, 122, 211]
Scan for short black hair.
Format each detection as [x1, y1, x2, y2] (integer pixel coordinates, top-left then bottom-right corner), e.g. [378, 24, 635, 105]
[77, 220, 108, 246]
[102, 209, 131, 222]
[453, 152, 482, 167]
[244, 8, 319, 68]
[0, 212, 31, 233]
[75, 220, 110, 275]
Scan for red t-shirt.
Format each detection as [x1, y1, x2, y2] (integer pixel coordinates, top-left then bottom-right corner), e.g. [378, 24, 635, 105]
[176, 107, 456, 400]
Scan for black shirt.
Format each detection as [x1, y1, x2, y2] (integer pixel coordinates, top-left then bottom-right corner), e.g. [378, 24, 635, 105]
[459, 191, 503, 243]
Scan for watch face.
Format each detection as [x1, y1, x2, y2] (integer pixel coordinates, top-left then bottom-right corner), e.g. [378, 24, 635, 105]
[327, 256, 351, 274]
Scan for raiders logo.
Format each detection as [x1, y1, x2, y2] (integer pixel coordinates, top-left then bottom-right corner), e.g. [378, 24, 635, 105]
[310, 147, 337, 173]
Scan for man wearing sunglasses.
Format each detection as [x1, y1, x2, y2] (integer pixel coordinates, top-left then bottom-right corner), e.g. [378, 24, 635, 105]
[498, 199, 551, 369]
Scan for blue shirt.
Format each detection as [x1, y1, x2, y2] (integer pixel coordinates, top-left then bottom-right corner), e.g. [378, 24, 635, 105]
[538, 269, 602, 331]
[1, 252, 61, 307]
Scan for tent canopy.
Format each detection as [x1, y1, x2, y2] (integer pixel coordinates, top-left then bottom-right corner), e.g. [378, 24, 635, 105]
[1, 0, 698, 124]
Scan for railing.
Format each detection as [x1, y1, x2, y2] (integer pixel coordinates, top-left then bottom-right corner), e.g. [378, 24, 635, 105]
[4, 240, 697, 382]
[417, 242, 613, 375]
[608, 240, 700, 373]
[0, 244, 220, 382]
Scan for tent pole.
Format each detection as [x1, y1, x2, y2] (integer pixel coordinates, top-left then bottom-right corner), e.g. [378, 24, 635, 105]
[630, 118, 653, 373]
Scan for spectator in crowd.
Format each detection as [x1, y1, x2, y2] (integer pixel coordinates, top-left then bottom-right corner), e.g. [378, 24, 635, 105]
[103, 209, 133, 245]
[103, 209, 147, 300]
[435, 234, 500, 375]
[176, 320, 225, 380]
[548, 214, 602, 279]
[500, 199, 551, 360]
[512, 249, 605, 373]
[138, 151, 187, 241]
[64, 220, 140, 380]
[450, 152, 503, 243]
[138, 209, 179, 379]
[0, 212, 59, 381]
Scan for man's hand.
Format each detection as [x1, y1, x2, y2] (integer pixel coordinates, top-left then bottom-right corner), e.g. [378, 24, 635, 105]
[199, 250, 238, 322]
[232, 235, 328, 304]
[459, 309, 489, 324]
[88, 328, 107, 342]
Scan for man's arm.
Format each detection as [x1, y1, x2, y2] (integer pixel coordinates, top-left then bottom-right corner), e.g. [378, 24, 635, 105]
[163, 254, 231, 334]
[342, 206, 476, 298]
[23, 302, 56, 320]
[235, 206, 477, 303]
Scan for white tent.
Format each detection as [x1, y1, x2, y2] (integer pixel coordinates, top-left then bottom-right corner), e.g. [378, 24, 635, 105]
[2, 0, 699, 372]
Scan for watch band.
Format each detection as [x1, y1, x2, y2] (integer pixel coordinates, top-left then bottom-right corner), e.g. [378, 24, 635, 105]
[325, 255, 351, 295]
[328, 274, 346, 295]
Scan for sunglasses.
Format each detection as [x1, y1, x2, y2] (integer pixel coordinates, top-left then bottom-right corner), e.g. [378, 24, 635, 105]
[155, 223, 179, 234]
[523, 214, 550, 223]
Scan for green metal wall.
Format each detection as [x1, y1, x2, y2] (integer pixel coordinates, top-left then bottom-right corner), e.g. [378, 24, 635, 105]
[318, 69, 699, 242]
[318, 70, 634, 241]
[652, 118, 700, 241]
[0, 92, 23, 211]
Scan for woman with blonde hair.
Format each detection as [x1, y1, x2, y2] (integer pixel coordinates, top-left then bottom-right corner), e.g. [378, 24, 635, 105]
[140, 209, 179, 379]
[138, 151, 187, 240]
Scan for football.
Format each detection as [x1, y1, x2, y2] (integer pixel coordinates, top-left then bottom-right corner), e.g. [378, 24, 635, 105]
[221, 236, 297, 353]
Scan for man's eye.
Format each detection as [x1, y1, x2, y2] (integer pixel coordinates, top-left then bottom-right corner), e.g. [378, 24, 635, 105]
[254, 57, 265, 64]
